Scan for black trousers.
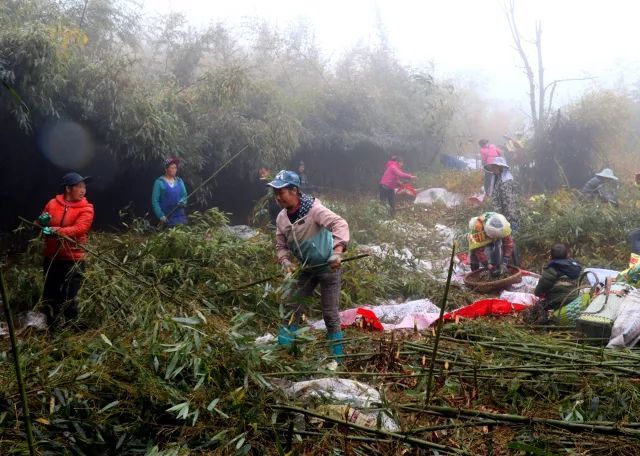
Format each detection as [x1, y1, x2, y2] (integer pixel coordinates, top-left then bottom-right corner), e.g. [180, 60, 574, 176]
[379, 185, 396, 217]
[42, 259, 85, 327]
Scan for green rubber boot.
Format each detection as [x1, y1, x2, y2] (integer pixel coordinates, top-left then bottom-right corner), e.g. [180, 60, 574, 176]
[327, 330, 344, 361]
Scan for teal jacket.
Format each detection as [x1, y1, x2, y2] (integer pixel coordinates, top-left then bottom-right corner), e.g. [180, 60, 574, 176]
[151, 177, 187, 220]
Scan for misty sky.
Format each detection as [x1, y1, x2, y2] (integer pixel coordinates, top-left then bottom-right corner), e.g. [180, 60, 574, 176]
[143, 0, 640, 110]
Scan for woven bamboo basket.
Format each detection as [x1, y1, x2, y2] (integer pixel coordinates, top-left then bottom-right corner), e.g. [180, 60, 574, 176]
[464, 266, 522, 293]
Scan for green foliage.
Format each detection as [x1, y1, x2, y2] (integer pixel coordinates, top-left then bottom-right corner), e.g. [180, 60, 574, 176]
[518, 189, 640, 268]
[1, 0, 469, 212]
[522, 90, 636, 192]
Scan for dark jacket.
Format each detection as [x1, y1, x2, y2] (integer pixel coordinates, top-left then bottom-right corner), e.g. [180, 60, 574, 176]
[534, 258, 582, 310]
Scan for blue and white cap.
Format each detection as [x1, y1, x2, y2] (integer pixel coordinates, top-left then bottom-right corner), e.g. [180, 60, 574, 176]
[266, 170, 301, 189]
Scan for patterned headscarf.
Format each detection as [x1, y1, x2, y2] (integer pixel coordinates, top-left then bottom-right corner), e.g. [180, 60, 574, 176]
[288, 193, 315, 223]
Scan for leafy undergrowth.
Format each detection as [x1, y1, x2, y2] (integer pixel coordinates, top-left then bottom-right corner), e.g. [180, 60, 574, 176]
[2, 180, 640, 454]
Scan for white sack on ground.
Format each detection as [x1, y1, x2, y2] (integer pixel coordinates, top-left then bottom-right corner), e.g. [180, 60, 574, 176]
[280, 378, 381, 408]
[414, 188, 463, 208]
[608, 289, 640, 348]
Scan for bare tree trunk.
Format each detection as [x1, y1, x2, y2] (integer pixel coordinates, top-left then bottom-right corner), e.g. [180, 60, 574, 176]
[536, 21, 545, 135]
[505, 0, 537, 129]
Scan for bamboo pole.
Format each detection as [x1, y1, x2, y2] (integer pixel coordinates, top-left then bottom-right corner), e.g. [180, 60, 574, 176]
[160, 144, 249, 224]
[400, 404, 640, 437]
[19, 216, 176, 302]
[271, 404, 471, 454]
[425, 242, 456, 404]
[0, 269, 36, 456]
[216, 253, 370, 295]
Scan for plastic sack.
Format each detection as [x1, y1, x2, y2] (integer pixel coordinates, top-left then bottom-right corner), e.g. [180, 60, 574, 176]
[414, 188, 462, 208]
[312, 404, 400, 432]
[280, 378, 381, 408]
[608, 289, 640, 348]
[616, 254, 640, 286]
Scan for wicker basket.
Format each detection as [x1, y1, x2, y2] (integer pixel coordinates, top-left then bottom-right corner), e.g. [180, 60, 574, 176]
[464, 266, 522, 293]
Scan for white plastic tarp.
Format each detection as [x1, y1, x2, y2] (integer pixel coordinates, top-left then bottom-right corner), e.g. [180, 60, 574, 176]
[414, 188, 463, 208]
[508, 273, 540, 294]
[584, 268, 619, 285]
[310, 299, 441, 331]
[499, 291, 539, 306]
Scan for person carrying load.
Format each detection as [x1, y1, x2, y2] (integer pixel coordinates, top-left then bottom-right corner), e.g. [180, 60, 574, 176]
[468, 212, 514, 277]
[266, 170, 350, 360]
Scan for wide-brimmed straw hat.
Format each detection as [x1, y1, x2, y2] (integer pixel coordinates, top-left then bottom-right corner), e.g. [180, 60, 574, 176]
[595, 168, 618, 180]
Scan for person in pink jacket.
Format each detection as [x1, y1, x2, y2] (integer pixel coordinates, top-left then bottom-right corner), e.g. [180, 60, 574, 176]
[379, 156, 416, 217]
[478, 140, 502, 196]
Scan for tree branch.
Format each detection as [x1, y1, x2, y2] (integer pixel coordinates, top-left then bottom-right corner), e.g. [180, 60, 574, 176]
[544, 77, 596, 117]
[505, 0, 537, 128]
[536, 21, 544, 131]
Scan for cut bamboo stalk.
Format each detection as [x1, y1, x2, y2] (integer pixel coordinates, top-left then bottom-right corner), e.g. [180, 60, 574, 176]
[0, 269, 36, 456]
[271, 404, 472, 454]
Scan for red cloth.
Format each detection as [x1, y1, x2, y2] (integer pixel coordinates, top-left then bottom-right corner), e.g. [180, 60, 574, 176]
[395, 183, 417, 197]
[352, 308, 384, 331]
[443, 298, 528, 321]
[42, 195, 94, 261]
[379, 160, 414, 189]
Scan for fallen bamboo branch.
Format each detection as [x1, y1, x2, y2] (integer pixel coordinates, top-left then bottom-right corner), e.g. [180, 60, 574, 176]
[0, 269, 36, 456]
[400, 404, 640, 437]
[425, 242, 456, 404]
[271, 404, 472, 454]
[216, 253, 370, 295]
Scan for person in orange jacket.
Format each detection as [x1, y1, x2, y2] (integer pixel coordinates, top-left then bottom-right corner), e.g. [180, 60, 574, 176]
[38, 172, 95, 330]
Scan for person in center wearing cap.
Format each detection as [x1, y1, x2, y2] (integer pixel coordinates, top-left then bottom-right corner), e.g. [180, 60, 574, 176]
[37, 172, 95, 330]
[152, 157, 188, 227]
[267, 170, 350, 359]
[468, 212, 514, 277]
[581, 168, 619, 206]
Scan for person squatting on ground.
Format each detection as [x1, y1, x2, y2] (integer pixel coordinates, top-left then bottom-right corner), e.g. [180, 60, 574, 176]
[468, 212, 514, 277]
[38, 172, 95, 330]
[581, 168, 619, 206]
[484, 156, 520, 231]
[534, 243, 582, 311]
[378, 155, 416, 217]
[267, 170, 350, 359]
[152, 157, 188, 227]
[478, 139, 502, 196]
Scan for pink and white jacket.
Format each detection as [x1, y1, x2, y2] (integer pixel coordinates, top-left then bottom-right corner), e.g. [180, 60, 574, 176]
[276, 199, 349, 267]
[480, 144, 502, 165]
[379, 160, 414, 190]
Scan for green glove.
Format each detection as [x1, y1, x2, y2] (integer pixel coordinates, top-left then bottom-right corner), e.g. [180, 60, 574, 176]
[42, 226, 55, 236]
[38, 212, 51, 227]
